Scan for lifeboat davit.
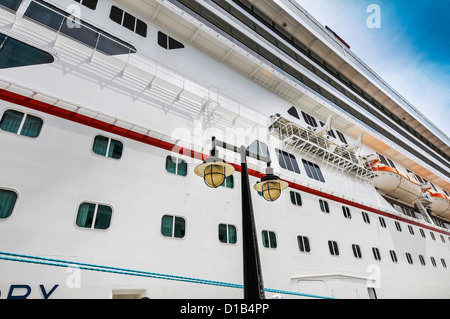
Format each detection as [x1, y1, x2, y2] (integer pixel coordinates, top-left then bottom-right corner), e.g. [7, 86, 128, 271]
[427, 192, 450, 220]
[372, 166, 423, 206]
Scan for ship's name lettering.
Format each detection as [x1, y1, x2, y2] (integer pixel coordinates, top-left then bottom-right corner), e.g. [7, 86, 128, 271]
[0, 284, 59, 299]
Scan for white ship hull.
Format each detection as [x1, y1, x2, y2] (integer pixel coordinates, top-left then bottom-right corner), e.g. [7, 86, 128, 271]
[0, 0, 449, 300]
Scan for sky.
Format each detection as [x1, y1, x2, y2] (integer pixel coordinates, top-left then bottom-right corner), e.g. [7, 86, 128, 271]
[296, 0, 450, 139]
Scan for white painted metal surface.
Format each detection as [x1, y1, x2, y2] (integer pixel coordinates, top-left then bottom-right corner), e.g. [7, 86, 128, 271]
[0, 0, 449, 300]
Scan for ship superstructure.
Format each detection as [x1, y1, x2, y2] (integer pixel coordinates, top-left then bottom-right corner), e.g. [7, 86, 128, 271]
[0, 0, 449, 299]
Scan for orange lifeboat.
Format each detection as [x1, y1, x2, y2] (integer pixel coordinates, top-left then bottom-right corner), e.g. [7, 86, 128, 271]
[427, 192, 450, 220]
[372, 166, 423, 206]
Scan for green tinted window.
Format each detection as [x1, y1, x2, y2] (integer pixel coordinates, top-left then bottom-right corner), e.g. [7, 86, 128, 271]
[93, 135, 123, 159]
[0, 109, 23, 134]
[161, 215, 185, 238]
[221, 175, 234, 189]
[76, 202, 112, 230]
[0, 110, 43, 137]
[218, 224, 237, 244]
[0, 189, 18, 219]
[0, 0, 23, 12]
[0, 33, 54, 69]
[262, 230, 277, 249]
[166, 156, 187, 177]
[21, 114, 44, 138]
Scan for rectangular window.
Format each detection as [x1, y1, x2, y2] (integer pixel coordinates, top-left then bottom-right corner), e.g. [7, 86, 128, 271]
[419, 255, 426, 266]
[379, 217, 387, 228]
[297, 236, 311, 253]
[441, 259, 447, 268]
[372, 247, 381, 261]
[0, 0, 22, 12]
[135, 20, 147, 38]
[109, 5, 123, 24]
[352, 244, 362, 259]
[21, 113, 44, 138]
[390, 250, 398, 263]
[0, 188, 18, 219]
[414, 173, 425, 184]
[302, 160, 325, 183]
[110, 6, 147, 37]
[157, 32, 185, 50]
[401, 206, 417, 219]
[161, 215, 185, 238]
[24, 0, 135, 56]
[61, 17, 98, 47]
[377, 153, 388, 166]
[0, 32, 55, 69]
[74, 0, 98, 10]
[301, 111, 318, 128]
[218, 224, 237, 244]
[166, 156, 188, 177]
[395, 221, 402, 232]
[319, 121, 337, 139]
[406, 169, 417, 182]
[405, 253, 413, 265]
[122, 12, 136, 32]
[431, 257, 437, 267]
[221, 175, 234, 189]
[336, 130, 347, 144]
[287, 106, 300, 120]
[25, 0, 65, 31]
[328, 241, 339, 256]
[422, 179, 438, 193]
[377, 153, 397, 168]
[362, 212, 371, 224]
[262, 230, 277, 249]
[290, 191, 302, 206]
[430, 232, 436, 241]
[0, 109, 43, 138]
[387, 158, 396, 169]
[342, 206, 351, 219]
[0, 109, 22, 134]
[93, 135, 123, 159]
[319, 199, 329, 213]
[420, 228, 426, 238]
[76, 202, 112, 230]
[246, 140, 270, 158]
[275, 149, 300, 174]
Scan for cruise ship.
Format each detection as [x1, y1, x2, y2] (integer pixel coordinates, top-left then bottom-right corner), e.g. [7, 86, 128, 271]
[0, 0, 449, 300]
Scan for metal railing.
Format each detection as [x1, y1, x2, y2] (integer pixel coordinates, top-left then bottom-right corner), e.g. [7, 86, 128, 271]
[21, 0, 136, 56]
[269, 114, 375, 181]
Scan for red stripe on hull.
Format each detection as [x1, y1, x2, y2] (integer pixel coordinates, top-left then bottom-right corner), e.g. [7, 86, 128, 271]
[0, 89, 448, 236]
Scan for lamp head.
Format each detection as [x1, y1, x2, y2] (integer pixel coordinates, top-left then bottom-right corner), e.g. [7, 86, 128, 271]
[195, 157, 235, 188]
[254, 167, 288, 202]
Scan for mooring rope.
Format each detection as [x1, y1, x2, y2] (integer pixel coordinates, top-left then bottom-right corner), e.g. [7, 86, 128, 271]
[0, 251, 334, 299]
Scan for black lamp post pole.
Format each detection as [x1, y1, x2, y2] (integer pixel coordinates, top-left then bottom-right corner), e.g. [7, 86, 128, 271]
[208, 138, 268, 299]
[239, 146, 265, 300]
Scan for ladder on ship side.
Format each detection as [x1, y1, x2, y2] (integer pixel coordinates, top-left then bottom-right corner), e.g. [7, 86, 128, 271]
[269, 114, 376, 183]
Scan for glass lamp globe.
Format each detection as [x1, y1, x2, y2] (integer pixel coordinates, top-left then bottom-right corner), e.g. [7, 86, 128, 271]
[195, 157, 235, 189]
[254, 168, 288, 202]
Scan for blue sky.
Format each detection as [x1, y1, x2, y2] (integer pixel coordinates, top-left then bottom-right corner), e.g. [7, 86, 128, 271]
[297, 0, 450, 138]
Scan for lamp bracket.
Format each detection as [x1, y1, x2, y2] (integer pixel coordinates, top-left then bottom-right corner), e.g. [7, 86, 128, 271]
[211, 137, 271, 164]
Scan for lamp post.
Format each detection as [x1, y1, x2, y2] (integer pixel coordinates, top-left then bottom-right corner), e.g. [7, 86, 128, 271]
[195, 137, 288, 299]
